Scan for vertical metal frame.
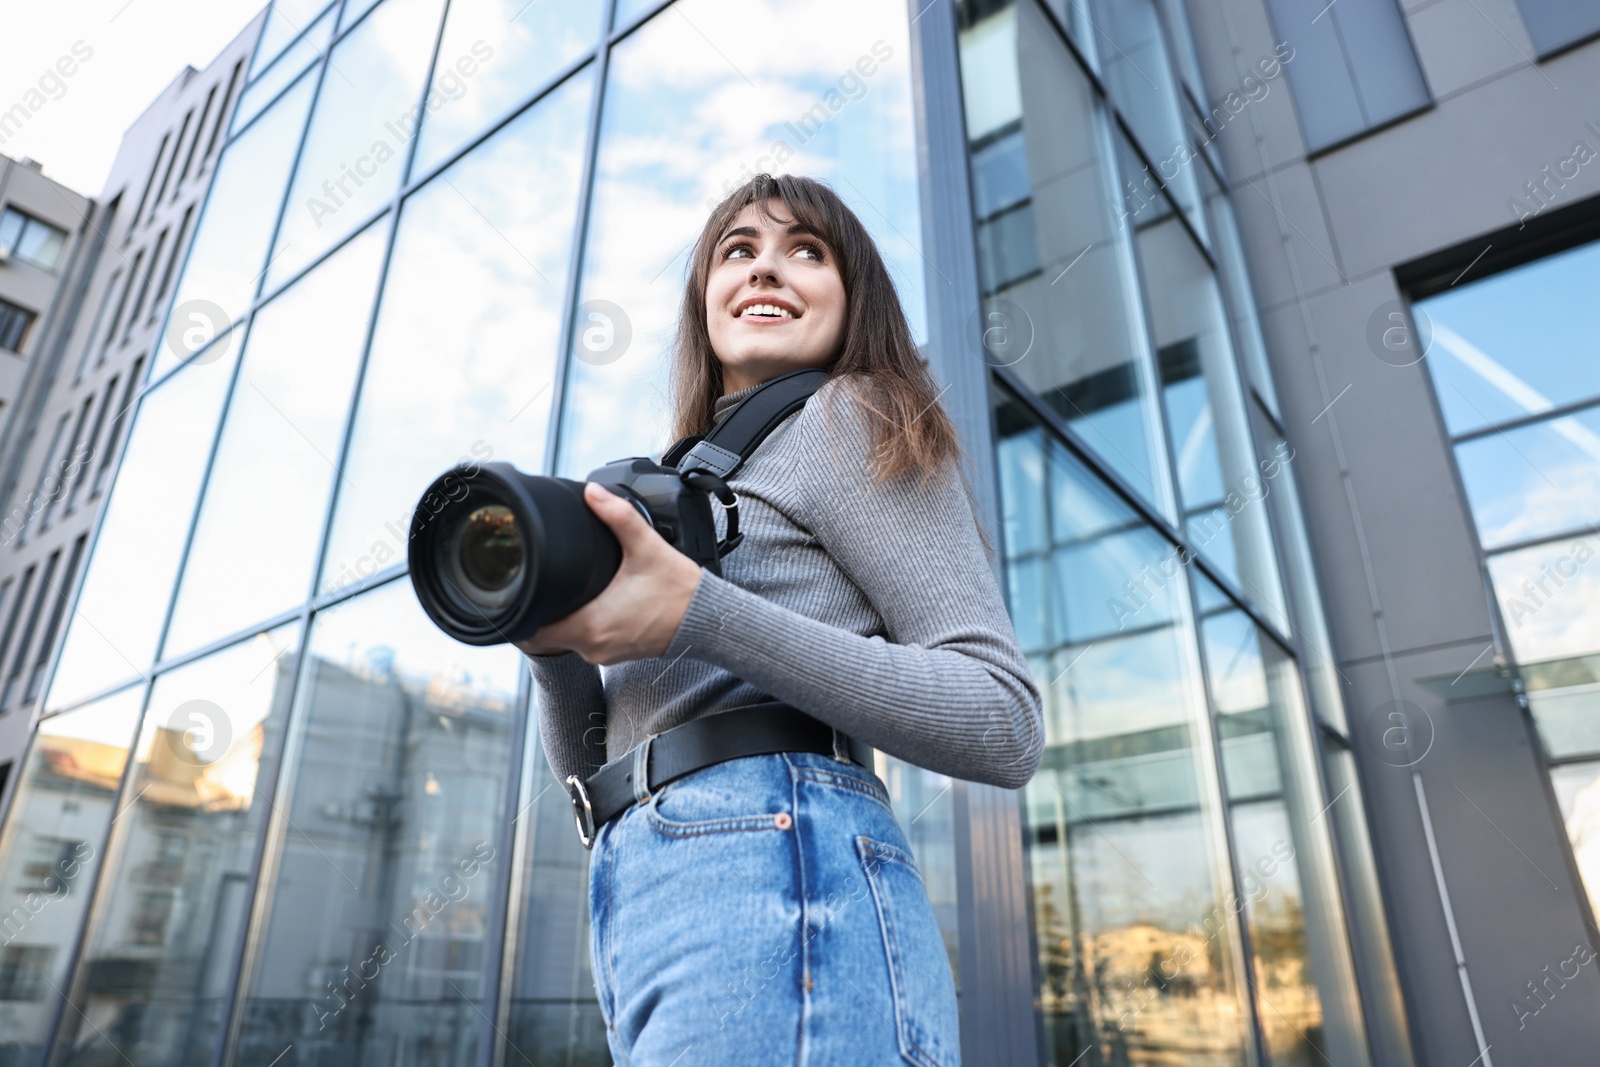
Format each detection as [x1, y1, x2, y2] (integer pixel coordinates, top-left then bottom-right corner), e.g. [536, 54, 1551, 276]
[906, 3, 1042, 1065]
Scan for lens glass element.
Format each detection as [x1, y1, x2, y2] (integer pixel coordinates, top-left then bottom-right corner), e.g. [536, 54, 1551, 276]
[457, 504, 523, 596]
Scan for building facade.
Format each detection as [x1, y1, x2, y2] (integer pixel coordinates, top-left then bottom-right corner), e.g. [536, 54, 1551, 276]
[0, 154, 91, 486]
[0, 0, 1593, 1065]
[0, 18, 263, 811]
[1183, 0, 1600, 1063]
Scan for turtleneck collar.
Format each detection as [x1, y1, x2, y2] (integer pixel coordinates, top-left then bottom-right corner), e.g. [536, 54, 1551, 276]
[712, 382, 762, 423]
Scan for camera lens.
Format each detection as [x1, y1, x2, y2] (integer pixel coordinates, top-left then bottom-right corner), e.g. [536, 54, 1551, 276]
[409, 462, 627, 646]
[448, 503, 524, 608]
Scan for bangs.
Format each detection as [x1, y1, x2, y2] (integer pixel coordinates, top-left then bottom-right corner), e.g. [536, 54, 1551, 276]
[701, 175, 852, 282]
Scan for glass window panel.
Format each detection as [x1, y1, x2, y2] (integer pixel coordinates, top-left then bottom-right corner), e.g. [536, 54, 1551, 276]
[1488, 534, 1600, 665]
[341, 0, 387, 32]
[1419, 239, 1600, 436]
[409, 0, 604, 178]
[875, 756, 961, 983]
[1550, 759, 1600, 925]
[252, 0, 338, 79]
[50, 627, 300, 1067]
[17, 218, 68, 271]
[1265, 0, 1428, 151]
[995, 393, 1252, 1067]
[1157, 0, 1205, 99]
[1455, 405, 1600, 551]
[46, 351, 242, 714]
[320, 70, 592, 594]
[1138, 212, 1288, 631]
[1195, 575, 1370, 1067]
[158, 74, 318, 379]
[0, 209, 21, 251]
[1513, 0, 1600, 56]
[611, 0, 660, 31]
[1204, 166, 1281, 419]
[0, 687, 144, 1063]
[265, 0, 447, 291]
[1086, 0, 1206, 241]
[233, 579, 521, 1064]
[164, 222, 387, 657]
[233, 5, 337, 136]
[504, 723, 607, 1061]
[1521, 654, 1600, 759]
[959, 0, 1169, 512]
[555, 0, 926, 477]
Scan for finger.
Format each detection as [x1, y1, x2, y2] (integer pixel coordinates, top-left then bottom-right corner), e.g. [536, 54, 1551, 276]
[585, 482, 658, 551]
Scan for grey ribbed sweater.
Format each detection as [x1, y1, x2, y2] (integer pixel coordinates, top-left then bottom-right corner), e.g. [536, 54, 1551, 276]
[528, 375, 1044, 791]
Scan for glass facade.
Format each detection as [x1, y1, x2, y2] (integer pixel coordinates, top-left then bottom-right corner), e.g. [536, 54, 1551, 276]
[0, 0, 1392, 1064]
[1416, 236, 1600, 927]
[963, 1, 1383, 1063]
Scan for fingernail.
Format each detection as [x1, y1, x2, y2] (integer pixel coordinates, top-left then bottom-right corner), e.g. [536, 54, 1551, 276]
[586, 482, 613, 498]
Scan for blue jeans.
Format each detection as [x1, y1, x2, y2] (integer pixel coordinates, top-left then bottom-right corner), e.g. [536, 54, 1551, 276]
[586, 746, 961, 1066]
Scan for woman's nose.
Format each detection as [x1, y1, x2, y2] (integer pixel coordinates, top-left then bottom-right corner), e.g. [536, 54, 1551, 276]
[748, 249, 781, 283]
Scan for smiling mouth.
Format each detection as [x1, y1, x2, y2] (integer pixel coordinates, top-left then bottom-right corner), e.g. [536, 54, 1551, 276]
[736, 302, 799, 320]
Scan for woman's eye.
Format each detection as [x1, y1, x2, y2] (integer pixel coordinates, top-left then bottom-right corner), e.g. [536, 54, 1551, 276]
[794, 244, 825, 262]
[724, 244, 753, 260]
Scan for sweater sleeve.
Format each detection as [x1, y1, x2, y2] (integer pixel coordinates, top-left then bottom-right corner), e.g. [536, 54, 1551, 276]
[661, 379, 1045, 789]
[527, 652, 609, 785]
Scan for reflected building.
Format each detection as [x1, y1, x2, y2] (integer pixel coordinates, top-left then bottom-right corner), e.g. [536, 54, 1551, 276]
[0, 0, 1597, 1064]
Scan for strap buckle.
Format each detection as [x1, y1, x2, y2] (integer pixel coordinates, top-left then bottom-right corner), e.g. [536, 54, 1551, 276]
[565, 774, 596, 849]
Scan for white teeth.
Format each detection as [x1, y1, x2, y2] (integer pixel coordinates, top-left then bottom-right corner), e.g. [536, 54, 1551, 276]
[741, 303, 793, 318]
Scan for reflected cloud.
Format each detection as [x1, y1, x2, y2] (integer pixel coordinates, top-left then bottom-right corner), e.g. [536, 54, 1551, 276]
[557, 0, 924, 477]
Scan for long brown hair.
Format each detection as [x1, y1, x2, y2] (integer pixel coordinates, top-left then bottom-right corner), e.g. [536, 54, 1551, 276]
[670, 174, 959, 485]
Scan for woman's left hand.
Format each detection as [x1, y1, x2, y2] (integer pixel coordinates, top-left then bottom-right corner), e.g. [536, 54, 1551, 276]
[514, 482, 703, 665]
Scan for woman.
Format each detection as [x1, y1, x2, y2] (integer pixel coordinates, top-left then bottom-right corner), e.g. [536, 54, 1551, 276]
[518, 173, 1043, 1066]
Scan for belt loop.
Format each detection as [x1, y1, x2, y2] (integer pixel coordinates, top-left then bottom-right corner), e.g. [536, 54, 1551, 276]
[830, 726, 850, 764]
[631, 733, 656, 803]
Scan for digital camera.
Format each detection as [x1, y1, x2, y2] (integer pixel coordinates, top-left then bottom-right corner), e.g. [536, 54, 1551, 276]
[407, 458, 735, 646]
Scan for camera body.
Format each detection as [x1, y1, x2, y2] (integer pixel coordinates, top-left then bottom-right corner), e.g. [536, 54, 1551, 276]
[407, 457, 727, 647]
[587, 456, 723, 575]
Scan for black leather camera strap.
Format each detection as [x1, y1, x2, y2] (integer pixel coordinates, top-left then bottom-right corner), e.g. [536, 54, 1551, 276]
[663, 367, 830, 480]
[565, 701, 874, 847]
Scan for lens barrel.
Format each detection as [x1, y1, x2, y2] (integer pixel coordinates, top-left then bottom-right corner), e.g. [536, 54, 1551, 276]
[407, 462, 621, 646]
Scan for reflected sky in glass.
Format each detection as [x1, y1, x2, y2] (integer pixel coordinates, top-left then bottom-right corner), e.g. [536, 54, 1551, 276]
[165, 222, 387, 657]
[47, 353, 241, 713]
[1551, 760, 1600, 928]
[1489, 534, 1600, 664]
[234, 579, 519, 1064]
[158, 74, 316, 378]
[408, 0, 604, 178]
[321, 69, 592, 592]
[54, 627, 300, 1067]
[232, 4, 336, 137]
[1420, 238, 1600, 436]
[0, 687, 143, 1064]
[1455, 405, 1600, 551]
[266, 0, 446, 291]
[251, 0, 339, 79]
[556, 0, 925, 477]
[340, 0, 383, 31]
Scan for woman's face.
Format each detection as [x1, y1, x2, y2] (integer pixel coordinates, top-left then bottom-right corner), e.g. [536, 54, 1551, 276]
[705, 199, 846, 394]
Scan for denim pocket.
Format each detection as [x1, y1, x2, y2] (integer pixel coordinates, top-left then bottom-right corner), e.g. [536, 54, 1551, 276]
[856, 835, 960, 1067]
[644, 760, 791, 838]
[794, 762, 895, 812]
